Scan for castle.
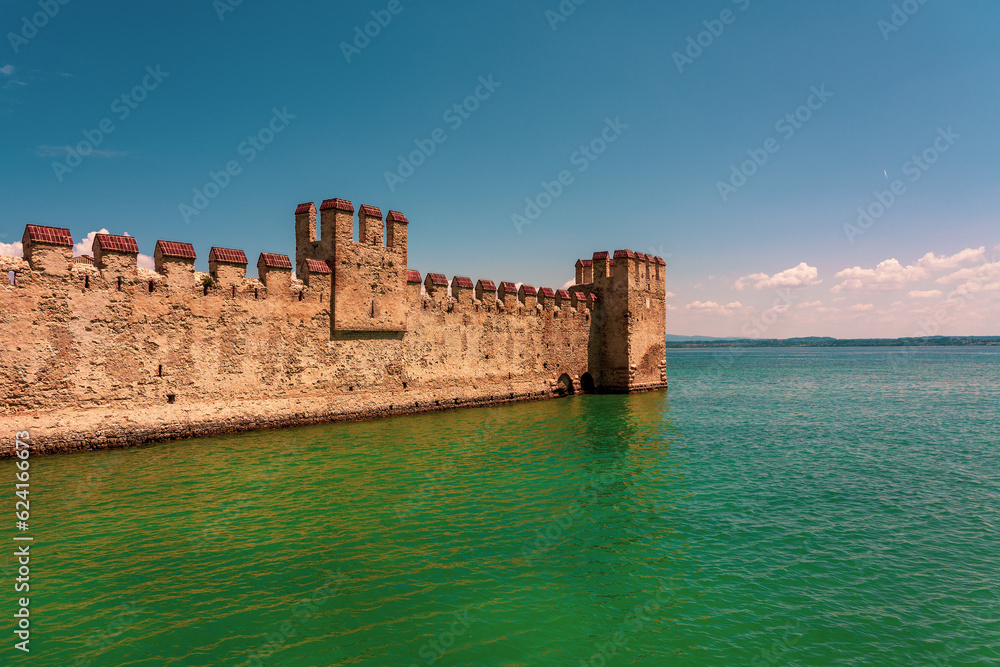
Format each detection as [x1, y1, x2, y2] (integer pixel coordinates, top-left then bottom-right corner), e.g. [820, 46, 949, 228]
[0, 197, 667, 457]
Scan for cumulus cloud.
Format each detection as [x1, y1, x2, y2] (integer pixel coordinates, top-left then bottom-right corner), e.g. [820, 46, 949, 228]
[936, 260, 1000, 285]
[562, 279, 575, 290]
[137, 254, 155, 270]
[950, 280, 1000, 296]
[734, 262, 821, 290]
[849, 303, 875, 312]
[796, 300, 823, 309]
[685, 300, 744, 314]
[831, 259, 929, 293]
[73, 229, 109, 257]
[907, 290, 942, 299]
[916, 247, 986, 271]
[664, 291, 676, 298]
[0, 240, 23, 257]
[0, 65, 13, 76]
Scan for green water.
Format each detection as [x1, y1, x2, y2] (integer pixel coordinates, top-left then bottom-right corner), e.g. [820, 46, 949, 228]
[3, 347, 999, 665]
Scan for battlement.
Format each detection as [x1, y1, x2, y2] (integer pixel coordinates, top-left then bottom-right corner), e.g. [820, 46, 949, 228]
[3, 212, 668, 421]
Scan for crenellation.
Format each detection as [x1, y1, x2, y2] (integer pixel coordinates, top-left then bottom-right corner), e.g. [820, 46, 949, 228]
[498, 282, 518, 311]
[22, 224, 73, 277]
[294, 202, 319, 276]
[424, 273, 448, 308]
[537, 287, 555, 310]
[518, 284, 537, 310]
[155, 241, 197, 290]
[93, 234, 140, 287]
[1, 208, 668, 456]
[452, 276, 474, 306]
[208, 247, 248, 288]
[359, 205, 384, 246]
[257, 253, 293, 298]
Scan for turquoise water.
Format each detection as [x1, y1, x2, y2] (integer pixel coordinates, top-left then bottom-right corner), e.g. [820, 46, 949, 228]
[4, 347, 999, 665]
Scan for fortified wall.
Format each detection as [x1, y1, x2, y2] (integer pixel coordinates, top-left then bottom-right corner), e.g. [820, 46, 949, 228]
[0, 197, 667, 457]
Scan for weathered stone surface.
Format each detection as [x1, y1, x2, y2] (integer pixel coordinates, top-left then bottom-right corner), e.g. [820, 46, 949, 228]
[0, 200, 668, 458]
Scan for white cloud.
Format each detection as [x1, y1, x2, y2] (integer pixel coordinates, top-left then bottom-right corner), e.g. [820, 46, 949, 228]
[685, 300, 744, 314]
[0, 65, 13, 76]
[831, 259, 929, 292]
[907, 290, 942, 299]
[664, 291, 676, 298]
[916, 247, 986, 271]
[735, 262, 821, 290]
[950, 281, 1000, 296]
[562, 279, 575, 290]
[849, 303, 875, 312]
[74, 229, 109, 257]
[138, 254, 155, 270]
[936, 260, 1000, 285]
[0, 241, 23, 257]
[796, 300, 823, 309]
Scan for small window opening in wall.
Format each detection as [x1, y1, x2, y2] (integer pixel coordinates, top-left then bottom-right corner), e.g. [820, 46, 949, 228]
[370, 301, 375, 317]
[149, 281, 155, 294]
[298, 291, 303, 302]
[157, 364, 163, 377]
[402, 382, 407, 389]
[8, 271, 16, 286]
[254, 288, 259, 300]
[348, 386, 354, 392]
[203, 284, 209, 296]
[231, 285, 236, 298]
[117, 276, 122, 291]
[166, 394, 176, 404]
[84, 275, 90, 289]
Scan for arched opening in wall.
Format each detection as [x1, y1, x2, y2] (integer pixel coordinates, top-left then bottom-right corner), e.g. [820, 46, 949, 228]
[581, 372, 596, 393]
[7, 271, 14, 286]
[556, 373, 575, 397]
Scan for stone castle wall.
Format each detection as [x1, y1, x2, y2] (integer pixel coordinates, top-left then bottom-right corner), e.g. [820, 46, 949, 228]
[0, 198, 667, 457]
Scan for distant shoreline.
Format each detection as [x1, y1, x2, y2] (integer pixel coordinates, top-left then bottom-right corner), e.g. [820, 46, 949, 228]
[664, 336, 1000, 349]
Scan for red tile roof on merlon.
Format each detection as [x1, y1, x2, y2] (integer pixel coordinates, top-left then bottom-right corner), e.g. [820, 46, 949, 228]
[156, 241, 196, 260]
[305, 259, 332, 274]
[258, 253, 292, 270]
[25, 225, 73, 247]
[320, 198, 354, 213]
[94, 233, 139, 254]
[209, 247, 248, 265]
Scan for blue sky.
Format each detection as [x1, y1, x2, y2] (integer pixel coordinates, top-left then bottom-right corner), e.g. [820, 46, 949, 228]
[2, 0, 999, 337]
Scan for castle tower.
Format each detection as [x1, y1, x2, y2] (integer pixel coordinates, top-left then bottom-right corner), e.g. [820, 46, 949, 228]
[296, 197, 409, 333]
[586, 249, 668, 393]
